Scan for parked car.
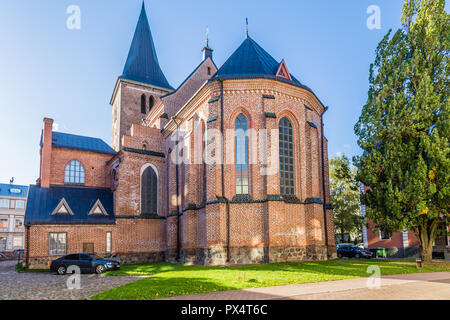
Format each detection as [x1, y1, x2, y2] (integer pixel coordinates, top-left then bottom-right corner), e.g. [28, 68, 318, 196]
[355, 243, 365, 250]
[50, 253, 120, 275]
[0, 253, 6, 261]
[337, 244, 373, 259]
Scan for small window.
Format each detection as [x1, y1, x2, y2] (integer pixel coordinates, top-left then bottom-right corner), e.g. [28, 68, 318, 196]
[13, 236, 23, 248]
[51, 198, 74, 215]
[141, 94, 146, 114]
[149, 96, 154, 111]
[83, 242, 94, 254]
[88, 199, 107, 216]
[0, 237, 6, 251]
[379, 230, 391, 240]
[16, 200, 24, 209]
[207, 67, 211, 75]
[0, 199, 9, 208]
[64, 160, 85, 185]
[0, 217, 8, 228]
[49, 233, 67, 256]
[15, 219, 23, 228]
[106, 232, 112, 253]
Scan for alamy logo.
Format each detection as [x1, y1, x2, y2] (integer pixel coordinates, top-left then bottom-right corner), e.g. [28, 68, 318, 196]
[169, 127, 280, 175]
[66, 5, 81, 30]
[366, 265, 381, 289]
[66, 265, 81, 289]
[366, 5, 381, 30]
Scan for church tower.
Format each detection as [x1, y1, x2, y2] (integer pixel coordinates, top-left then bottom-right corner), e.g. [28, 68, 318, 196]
[110, 3, 173, 151]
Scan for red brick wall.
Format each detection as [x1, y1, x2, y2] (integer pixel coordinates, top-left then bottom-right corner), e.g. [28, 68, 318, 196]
[162, 78, 335, 255]
[111, 80, 172, 151]
[26, 218, 165, 266]
[367, 220, 419, 249]
[113, 151, 166, 216]
[49, 148, 113, 188]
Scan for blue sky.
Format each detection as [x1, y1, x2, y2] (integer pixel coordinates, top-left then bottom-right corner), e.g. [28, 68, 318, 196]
[0, 1, 417, 185]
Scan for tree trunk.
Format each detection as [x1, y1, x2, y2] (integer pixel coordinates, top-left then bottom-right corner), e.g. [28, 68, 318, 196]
[417, 221, 439, 263]
[420, 240, 433, 263]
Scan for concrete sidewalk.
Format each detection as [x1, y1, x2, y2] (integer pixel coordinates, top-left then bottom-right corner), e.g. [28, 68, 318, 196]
[161, 272, 450, 300]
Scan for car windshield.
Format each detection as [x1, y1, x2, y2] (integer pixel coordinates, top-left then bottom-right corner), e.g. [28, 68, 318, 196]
[91, 254, 104, 260]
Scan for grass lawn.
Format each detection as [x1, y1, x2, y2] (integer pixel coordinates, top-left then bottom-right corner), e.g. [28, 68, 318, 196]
[91, 259, 450, 300]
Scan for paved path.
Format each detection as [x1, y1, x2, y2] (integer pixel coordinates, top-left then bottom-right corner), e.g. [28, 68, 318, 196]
[0, 260, 145, 300]
[162, 272, 450, 300]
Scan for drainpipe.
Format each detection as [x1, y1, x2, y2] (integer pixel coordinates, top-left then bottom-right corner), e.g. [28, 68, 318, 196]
[172, 116, 181, 261]
[320, 107, 329, 256]
[219, 80, 231, 263]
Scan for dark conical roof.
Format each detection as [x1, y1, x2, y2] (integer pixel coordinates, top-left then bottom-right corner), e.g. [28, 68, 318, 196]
[212, 36, 302, 86]
[120, 3, 173, 90]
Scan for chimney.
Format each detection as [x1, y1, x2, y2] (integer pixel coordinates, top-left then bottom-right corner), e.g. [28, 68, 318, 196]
[202, 46, 213, 61]
[40, 118, 53, 188]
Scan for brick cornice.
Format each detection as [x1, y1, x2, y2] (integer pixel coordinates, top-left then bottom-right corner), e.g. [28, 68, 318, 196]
[219, 78, 326, 115]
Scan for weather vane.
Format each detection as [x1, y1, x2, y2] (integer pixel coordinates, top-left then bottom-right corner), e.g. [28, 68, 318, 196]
[246, 18, 248, 37]
[206, 25, 209, 47]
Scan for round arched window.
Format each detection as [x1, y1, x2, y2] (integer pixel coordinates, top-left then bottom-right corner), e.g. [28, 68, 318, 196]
[64, 160, 85, 185]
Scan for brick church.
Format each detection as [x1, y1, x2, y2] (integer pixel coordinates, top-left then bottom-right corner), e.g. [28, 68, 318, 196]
[24, 4, 336, 268]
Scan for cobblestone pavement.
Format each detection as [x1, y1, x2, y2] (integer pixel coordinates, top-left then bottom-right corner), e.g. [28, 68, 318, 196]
[0, 260, 146, 300]
[162, 272, 450, 300]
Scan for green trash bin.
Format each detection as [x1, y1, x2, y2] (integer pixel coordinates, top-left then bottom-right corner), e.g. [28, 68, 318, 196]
[376, 248, 387, 258]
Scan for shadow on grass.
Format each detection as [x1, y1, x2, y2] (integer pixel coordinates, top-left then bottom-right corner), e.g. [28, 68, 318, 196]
[96, 259, 450, 300]
[92, 275, 236, 300]
[109, 259, 446, 278]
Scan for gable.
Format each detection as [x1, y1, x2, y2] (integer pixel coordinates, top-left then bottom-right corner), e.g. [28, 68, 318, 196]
[51, 198, 74, 215]
[161, 58, 218, 118]
[276, 60, 292, 81]
[88, 199, 108, 216]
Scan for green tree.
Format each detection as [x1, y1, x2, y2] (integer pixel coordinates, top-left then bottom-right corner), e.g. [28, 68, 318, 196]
[330, 155, 362, 243]
[354, 0, 449, 262]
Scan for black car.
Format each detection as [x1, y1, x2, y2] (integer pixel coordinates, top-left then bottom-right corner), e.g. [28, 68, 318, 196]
[337, 244, 373, 259]
[50, 253, 120, 275]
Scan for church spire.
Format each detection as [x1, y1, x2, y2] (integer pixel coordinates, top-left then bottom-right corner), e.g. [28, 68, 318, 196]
[120, 2, 173, 90]
[202, 26, 213, 61]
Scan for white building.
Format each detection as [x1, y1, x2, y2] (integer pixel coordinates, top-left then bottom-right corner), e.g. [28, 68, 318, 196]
[0, 183, 28, 251]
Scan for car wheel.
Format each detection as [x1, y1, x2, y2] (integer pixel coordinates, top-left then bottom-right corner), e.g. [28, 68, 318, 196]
[95, 264, 106, 274]
[57, 265, 67, 275]
[355, 253, 361, 259]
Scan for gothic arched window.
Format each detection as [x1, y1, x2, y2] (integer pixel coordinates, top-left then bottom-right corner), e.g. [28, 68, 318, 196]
[149, 96, 154, 111]
[235, 114, 249, 195]
[141, 94, 146, 114]
[64, 160, 85, 185]
[141, 165, 158, 215]
[279, 117, 295, 195]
